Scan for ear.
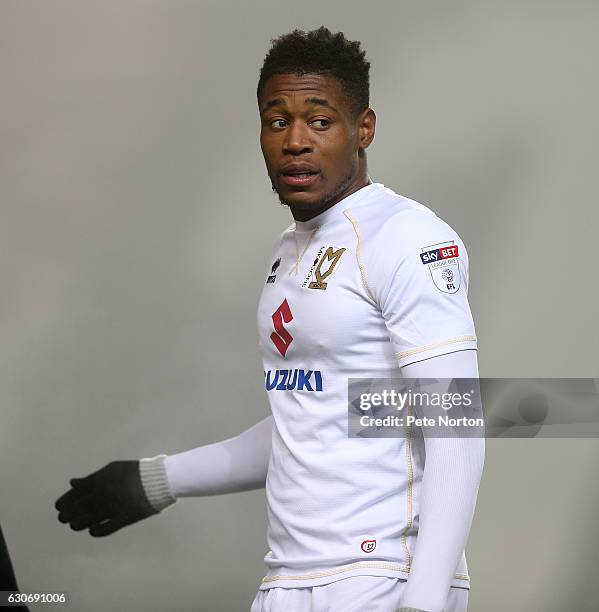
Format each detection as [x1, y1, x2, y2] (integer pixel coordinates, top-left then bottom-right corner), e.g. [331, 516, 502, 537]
[357, 107, 376, 150]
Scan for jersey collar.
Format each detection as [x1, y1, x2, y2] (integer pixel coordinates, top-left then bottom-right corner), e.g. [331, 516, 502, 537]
[293, 181, 385, 232]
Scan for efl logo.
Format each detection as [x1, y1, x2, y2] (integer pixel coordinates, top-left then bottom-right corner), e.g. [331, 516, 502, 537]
[361, 539, 376, 553]
[420, 244, 459, 264]
[270, 299, 293, 357]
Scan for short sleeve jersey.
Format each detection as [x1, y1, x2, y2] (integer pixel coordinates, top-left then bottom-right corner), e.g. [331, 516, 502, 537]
[257, 182, 477, 590]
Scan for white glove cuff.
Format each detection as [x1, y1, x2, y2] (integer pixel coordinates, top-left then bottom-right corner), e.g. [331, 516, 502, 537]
[139, 454, 177, 512]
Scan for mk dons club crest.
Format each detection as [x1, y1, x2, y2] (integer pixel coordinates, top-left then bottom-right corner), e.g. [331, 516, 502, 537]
[303, 246, 346, 290]
[420, 241, 461, 294]
[360, 539, 377, 553]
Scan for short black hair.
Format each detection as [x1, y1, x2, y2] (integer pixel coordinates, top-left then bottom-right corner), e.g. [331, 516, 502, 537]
[257, 26, 370, 119]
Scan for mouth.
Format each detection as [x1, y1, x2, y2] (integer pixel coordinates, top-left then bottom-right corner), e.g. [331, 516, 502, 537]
[280, 171, 320, 188]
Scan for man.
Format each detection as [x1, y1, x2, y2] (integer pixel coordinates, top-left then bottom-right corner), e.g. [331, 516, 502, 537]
[55, 27, 484, 612]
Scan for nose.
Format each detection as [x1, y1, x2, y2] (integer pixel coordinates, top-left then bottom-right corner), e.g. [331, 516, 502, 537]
[283, 119, 313, 155]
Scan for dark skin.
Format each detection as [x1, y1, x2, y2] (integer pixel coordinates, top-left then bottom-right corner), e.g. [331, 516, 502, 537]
[259, 73, 376, 222]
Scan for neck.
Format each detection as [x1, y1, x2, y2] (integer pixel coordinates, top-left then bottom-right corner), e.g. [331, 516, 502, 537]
[289, 174, 372, 222]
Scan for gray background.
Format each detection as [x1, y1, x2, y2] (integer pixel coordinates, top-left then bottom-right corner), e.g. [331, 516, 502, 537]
[1, 1, 598, 610]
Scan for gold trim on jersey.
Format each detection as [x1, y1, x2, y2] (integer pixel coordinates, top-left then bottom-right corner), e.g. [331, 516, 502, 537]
[290, 225, 320, 276]
[399, 402, 414, 567]
[395, 336, 478, 362]
[262, 560, 470, 583]
[343, 211, 376, 302]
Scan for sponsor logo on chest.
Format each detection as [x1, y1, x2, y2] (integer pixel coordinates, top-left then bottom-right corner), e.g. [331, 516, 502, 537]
[264, 368, 323, 392]
[265, 299, 323, 391]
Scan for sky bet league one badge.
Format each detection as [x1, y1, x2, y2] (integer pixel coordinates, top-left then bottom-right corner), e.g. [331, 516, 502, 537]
[420, 241, 461, 294]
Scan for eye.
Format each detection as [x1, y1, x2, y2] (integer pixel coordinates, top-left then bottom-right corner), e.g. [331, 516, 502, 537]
[270, 119, 288, 129]
[311, 119, 330, 129]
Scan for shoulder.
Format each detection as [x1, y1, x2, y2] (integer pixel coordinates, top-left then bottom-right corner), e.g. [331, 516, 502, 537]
[345, 188, 467, 263]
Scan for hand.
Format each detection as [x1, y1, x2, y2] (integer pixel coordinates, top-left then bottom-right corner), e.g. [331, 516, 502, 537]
[55, 461, 158, 537]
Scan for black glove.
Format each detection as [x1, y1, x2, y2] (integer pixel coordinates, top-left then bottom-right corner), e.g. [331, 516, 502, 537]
[55, 461, 158, 537]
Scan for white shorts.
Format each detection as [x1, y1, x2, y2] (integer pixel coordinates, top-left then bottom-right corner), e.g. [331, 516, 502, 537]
[250, 576, 468, 612]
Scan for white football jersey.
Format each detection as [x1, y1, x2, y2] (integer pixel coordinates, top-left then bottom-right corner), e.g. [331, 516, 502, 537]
[257, 182, 477, 590]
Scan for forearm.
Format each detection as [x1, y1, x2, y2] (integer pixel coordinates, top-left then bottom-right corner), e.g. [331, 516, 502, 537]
[398, 350, 485, 612]
[140, 415, 273, 511]
[399, 435, 484, 612]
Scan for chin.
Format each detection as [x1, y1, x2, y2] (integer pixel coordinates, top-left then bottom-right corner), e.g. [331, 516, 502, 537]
[275, 187, 320, 208]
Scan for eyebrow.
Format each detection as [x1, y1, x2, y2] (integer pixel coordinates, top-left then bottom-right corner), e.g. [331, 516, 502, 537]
[260, 96, 339, 115]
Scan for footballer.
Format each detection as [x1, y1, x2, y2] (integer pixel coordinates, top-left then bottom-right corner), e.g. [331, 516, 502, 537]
[55, 27, 484, 612]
